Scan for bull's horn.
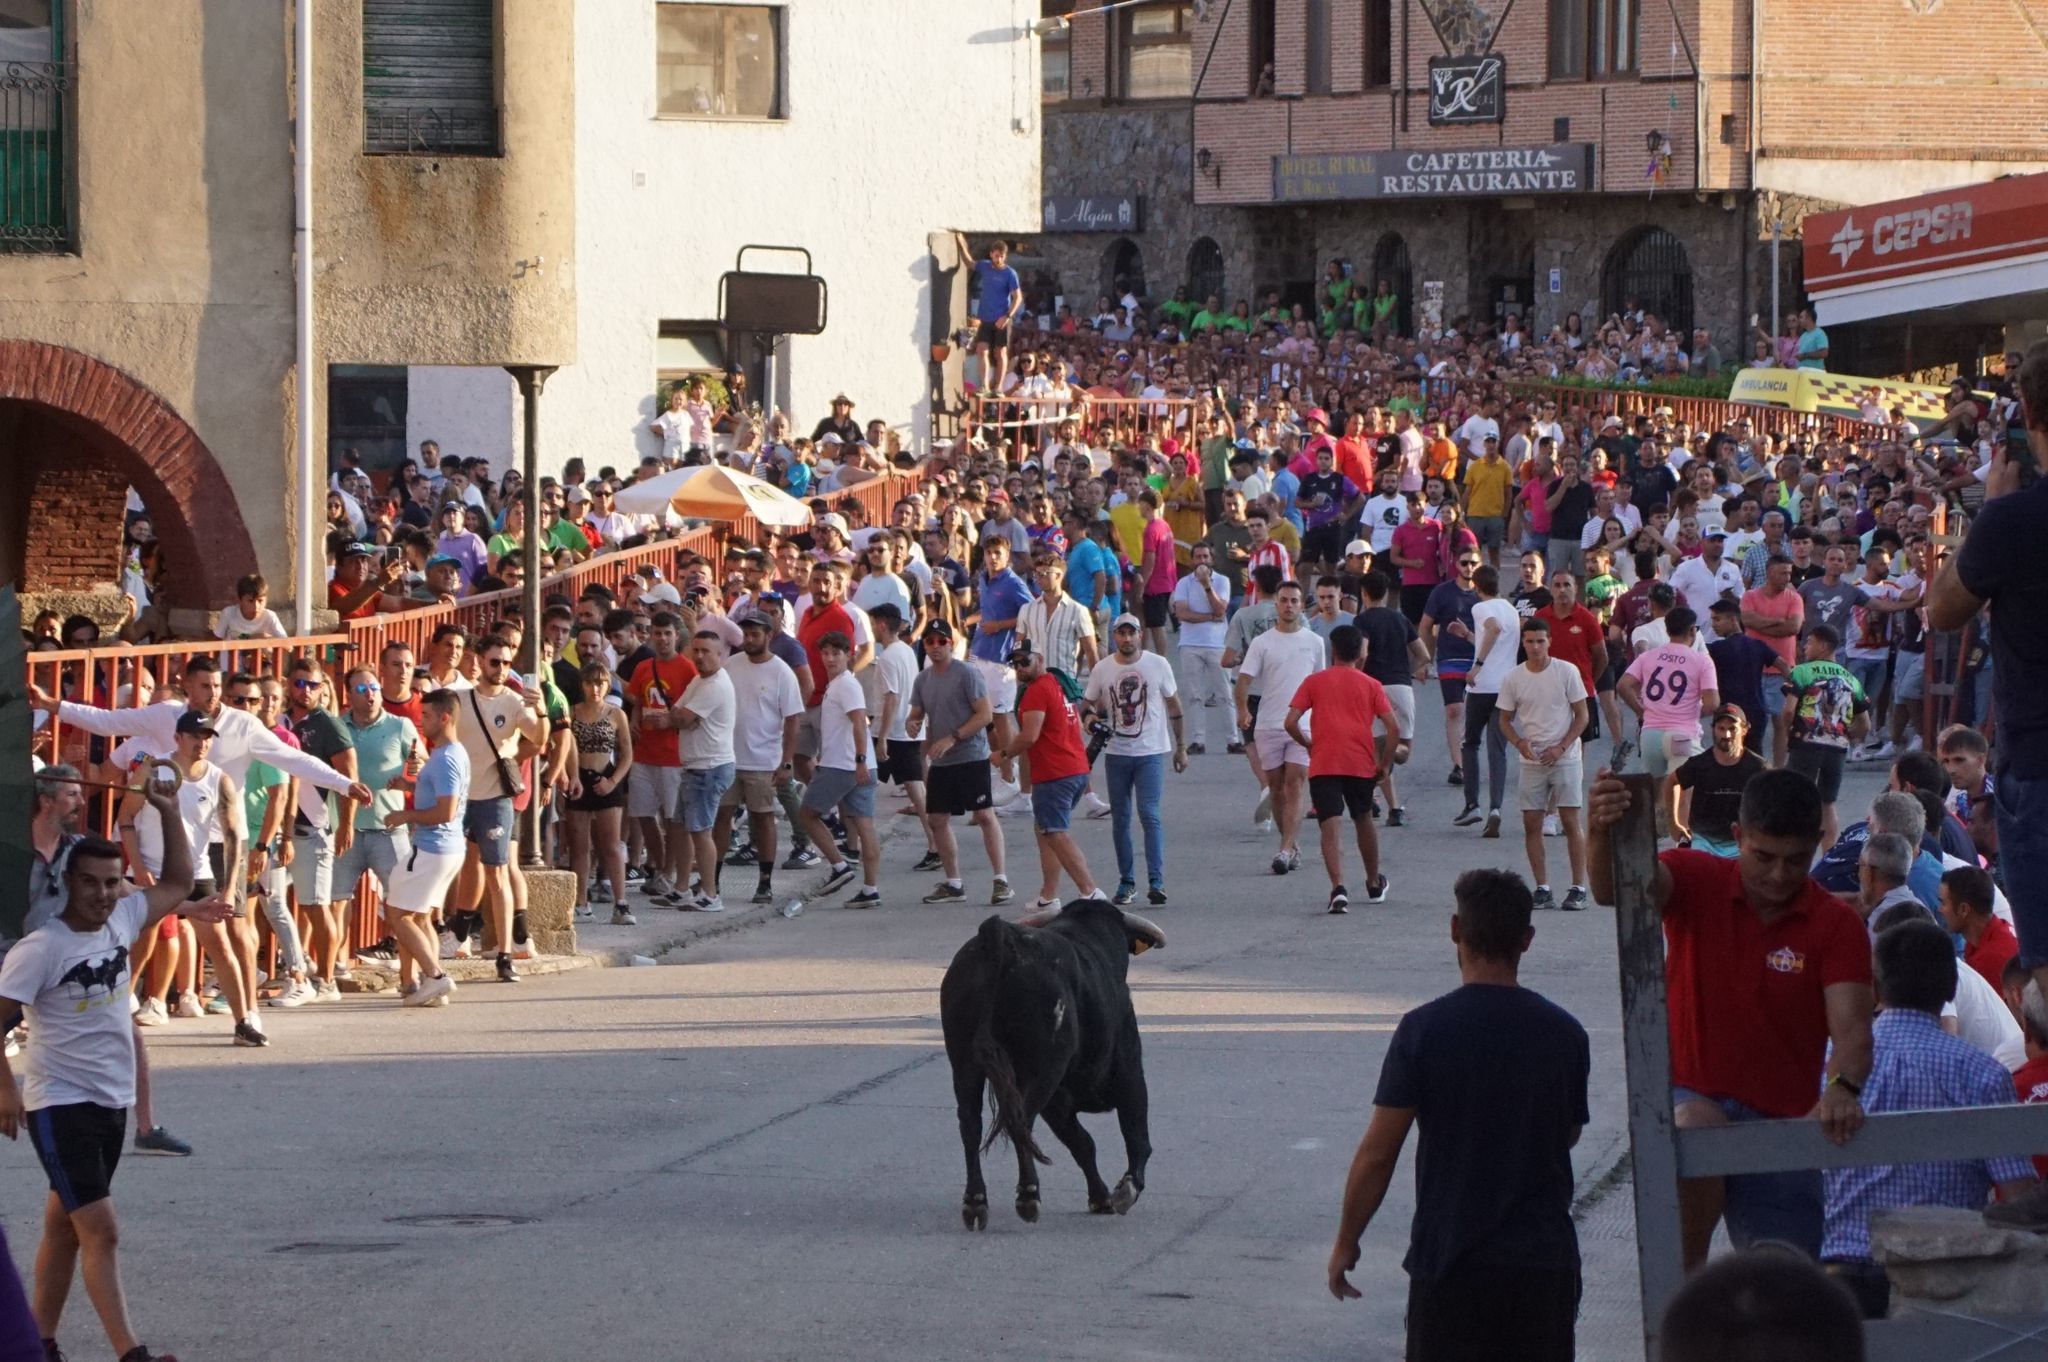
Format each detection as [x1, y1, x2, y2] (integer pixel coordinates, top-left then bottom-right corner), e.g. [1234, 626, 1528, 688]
[1121, 911, 1166, 950]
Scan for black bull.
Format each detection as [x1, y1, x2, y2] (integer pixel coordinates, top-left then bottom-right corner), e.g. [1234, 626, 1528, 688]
[939, 899, 1164, 1231]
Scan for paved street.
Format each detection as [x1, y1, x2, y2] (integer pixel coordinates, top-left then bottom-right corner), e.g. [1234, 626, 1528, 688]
[3, 683, 1888, 1361]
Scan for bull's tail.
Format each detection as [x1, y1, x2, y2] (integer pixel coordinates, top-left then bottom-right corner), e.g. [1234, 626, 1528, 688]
[973, 917, 1052, 1166]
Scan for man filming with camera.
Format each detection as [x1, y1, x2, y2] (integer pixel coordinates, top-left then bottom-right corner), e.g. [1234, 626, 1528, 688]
[1084, 613, 1188, 908]
[998, 641, 1103, 910]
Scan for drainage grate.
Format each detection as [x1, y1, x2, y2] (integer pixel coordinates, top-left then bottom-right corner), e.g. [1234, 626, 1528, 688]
[271, 1241, 402, 1256]
[386, 1213, 536, 1229]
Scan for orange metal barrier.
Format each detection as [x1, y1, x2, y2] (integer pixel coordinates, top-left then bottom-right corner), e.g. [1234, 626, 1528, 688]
[968, 393, 1198, 451]
[1496, 379, 1890, 443]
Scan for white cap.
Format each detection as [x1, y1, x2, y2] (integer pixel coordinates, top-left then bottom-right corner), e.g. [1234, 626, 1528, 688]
[816, 512, 849, 536]
[1344, 539, 1371, 557]
[819, 432, 845, 446]
[641, 582, 682, 606]
[1112, 612, 1142, 631]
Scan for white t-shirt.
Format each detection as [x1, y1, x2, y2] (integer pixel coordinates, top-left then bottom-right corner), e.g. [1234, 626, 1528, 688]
[1496, 659, 1590, 757]
[1467, 598, 1522, 695]
[216, 606, 288, 641]
[873, 639, 919, 743]
[133, 763, 233, 872]
[1456, 415, 1500, 460]
[1239, 628, 1328, 732]
[0, 894, 148, 1110]
[652, 409, 690, 461]
[723, 653, 805, 772]
[1669, 556, 1743, 611]
[677, 669, 736, 770]
[1171, 573, 1229, 650]
[819, 670, 872, 770]
[852, 572, 914, 623]
[1084, 652, 1179, 758]
[1361, 494, 1407, 552]
[1952, 963, 2027, 1070]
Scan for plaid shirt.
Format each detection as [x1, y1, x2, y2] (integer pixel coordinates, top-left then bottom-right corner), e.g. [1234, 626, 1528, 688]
[1821, 1008, 2036, 1262]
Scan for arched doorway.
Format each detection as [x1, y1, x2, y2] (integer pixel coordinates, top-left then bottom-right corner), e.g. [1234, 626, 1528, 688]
[1603, 227, 1694, 340]
[1104, 237, 1147, 303]
[1186, 237, 1225, 306]
[0, 341, 256, 609]
[1369, 233, 1414, 337]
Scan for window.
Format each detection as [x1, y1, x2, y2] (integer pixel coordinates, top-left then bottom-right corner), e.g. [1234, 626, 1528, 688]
[656, 322, 727, 384]
[656, 4, 783, 120]
[327, 366, 409, 473]
[1105, 239, 1147, 302]
[1249, 0, 1275, 95]
[362, 0, 500, 155]
[1305, 0, 1330, 95]
[1186, 238, 1225, 304]
[1119, 2, 1190, 101]
[1548, 0, 1637, 79]
[1041, 0, 1072, 102]
[0, 0, 73, 252]
[1364, 0, 1392, 87]
[1602, 228, 1693, 339]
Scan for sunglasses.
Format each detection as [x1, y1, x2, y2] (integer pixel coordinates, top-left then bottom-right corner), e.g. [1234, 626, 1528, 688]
[224, 694, 259, 707]
[292, 678, 323, 690]
[352, 682, 381, 695]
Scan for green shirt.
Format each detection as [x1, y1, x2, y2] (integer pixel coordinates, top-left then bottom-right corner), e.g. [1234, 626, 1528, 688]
[1189, 309, 1225, 334]
[1199, 436, 1234, 492]
[343, 710, 422, 830]
[486, 532, 523, 566]
[1161, 299, 1197, 327]
[244, 760, 286, 848]
[1220, 314, 1252, 333]
[1783, 659, 1866, 749]
[546, 520, 590, 554]
[1582, 574, 1626, 622]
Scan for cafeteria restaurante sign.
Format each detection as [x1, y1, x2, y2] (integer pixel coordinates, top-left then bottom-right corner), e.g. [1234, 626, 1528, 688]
[1274, 144, 1595, 201]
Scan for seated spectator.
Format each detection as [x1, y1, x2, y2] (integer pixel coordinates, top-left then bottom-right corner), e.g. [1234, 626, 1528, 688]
[1872, 901, 2025, 1071]
[1660, 1246, 1865, 1362]
[1940, 866, 2020, 991]
[216, 574, 287, 642]
[1820, 915, 2038, 1317]
[1811, 790, 1944, 905]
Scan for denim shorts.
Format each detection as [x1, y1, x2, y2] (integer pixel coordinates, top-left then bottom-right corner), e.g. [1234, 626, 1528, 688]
[1031, 772, 1089, 833]
[678, 764, 736, 833]
[802, 766, 876, 820]
[288, 828, 333, 905]
[463, 795, 515, 868]
[333, 826, 407, 897]
[1671, 1085, 1822, 1256]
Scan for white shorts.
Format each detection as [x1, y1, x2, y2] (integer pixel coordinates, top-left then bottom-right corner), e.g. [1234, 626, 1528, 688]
[383, 845, 464, 915]
[1254, 726, 1310, 769]
[1518, 756, 1584, 811]
[1384, 684, 1416, 741]
[628, 764, 684, 819]
[972, 657, 1017, 716]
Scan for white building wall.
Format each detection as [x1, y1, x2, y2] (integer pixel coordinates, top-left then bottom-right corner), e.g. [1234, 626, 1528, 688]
[406, 366, 518, 465]
[542, 0, 1042, 476]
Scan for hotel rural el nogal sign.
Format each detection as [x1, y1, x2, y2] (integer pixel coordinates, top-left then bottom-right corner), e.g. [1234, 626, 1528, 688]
[1274, 144, 1594, 202]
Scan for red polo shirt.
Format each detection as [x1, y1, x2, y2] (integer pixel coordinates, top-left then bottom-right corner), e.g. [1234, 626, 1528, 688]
[1661, 849, 1872, 1119]
[797, 601, 855, 708]
[1543, 605, 1604, 694]
[1965, 915, 2021, 992]
[2014, 1053, 2048, 1179]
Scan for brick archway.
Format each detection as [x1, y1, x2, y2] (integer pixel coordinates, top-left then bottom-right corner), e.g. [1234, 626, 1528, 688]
[0, 340, 257, 609]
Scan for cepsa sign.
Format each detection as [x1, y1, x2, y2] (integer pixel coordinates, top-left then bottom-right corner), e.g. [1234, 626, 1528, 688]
[1806, 172, 2048, 291]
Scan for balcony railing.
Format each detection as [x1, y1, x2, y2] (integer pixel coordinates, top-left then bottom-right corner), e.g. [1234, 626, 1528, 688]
[363, 104, 500, 156]
[0, 59, 73, 253]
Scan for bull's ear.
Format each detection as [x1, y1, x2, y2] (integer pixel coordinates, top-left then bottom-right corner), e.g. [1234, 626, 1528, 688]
[1122, 911, 1166, 955]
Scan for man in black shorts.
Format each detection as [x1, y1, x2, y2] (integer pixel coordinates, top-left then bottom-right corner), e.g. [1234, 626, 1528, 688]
[0, 784, 228, 1362]
[1285, 626, 1399, 913]
[906, 621, 1012, 906]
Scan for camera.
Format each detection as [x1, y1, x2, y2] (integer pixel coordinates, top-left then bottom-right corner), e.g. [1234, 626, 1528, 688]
[1085, 716, 1113, 766]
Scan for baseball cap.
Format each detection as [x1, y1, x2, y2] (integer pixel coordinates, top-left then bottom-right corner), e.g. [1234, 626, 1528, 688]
[816, 512, 849, 535]
[564, 484, 589, 502]
[986, 489, 1009, 503]
[922, 618, 955, 641]
[339, 541, 376, 559]
[818, 432, 844, 446]
[425, 554, 462, 572]
[1112, 612, 1143, 632]
[1711, 703, 1748, 726]
[641, 582, 682, 606]
[1344, 539, 1372, 557]
[1602, 414, 1623, 429]
[740, 610, 777, 631]
[1304, 407, 1330, 426]
[176, 711, 219, 738]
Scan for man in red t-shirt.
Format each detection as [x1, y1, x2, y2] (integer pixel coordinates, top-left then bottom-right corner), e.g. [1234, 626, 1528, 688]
[1939, 865, 2020, 990]
[1540, 566, 1608, 736]
[623, 612, 698, 903]
[796, 560, 855, 787]
[1001, 642, 1098, 909]
[1285, 624, 1396, 914]
[327, 543, 403, 619]
[1589, 766, 1873, 1269]
[2013, 987, 2048, 1179]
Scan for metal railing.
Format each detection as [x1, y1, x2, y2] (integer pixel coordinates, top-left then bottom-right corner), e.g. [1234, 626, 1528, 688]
[363, 104, 500, 156]
[0, 59, 73, 253]
[966, 393, 1199, 452]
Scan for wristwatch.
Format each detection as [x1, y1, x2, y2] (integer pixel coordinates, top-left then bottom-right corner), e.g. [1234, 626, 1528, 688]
[1828, 1073, 1862, 1097]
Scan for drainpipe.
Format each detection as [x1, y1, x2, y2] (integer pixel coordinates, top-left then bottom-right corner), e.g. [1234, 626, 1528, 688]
[292, 0, 317, 635]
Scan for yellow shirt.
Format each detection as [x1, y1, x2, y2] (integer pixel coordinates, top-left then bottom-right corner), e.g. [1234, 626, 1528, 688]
[1110, 500, 1147, 562]
[1163, 475, 1207, 565]
[1464, 457, 1511, 519]
[1270, 518, 1302, 559]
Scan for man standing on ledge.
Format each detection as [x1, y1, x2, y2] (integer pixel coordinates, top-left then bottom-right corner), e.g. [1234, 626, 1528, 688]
[1587, 766, 1874, 1268]
[1327, 868, 1589, 1362]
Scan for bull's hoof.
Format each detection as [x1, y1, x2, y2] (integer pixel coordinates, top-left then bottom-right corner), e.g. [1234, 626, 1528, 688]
[1088, 1196, 1115, 1215]
[1015, 1194, 1040, 1223]
[1111, 1175, 1142, 1215]
[963, 1195, 988, 1231]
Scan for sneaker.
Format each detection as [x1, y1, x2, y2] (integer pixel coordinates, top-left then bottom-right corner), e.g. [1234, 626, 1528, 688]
[1482, 811, 1501, 839]
[725, 843, 760, 866]
[1385, 807, 1406, 828]
[574, 903, 594, 923]
[1147, 887, 1169, 907]
[1448, 766, 1464, 786]
[783, 847, 822, 870]
[203, 994, 231, 1016]
[990, 879, 1015, 905]
[1452, 804, 1482, 827]
[590, 882, 613, 905]
[173, 994, 203, 1020]
[1366, 875, 1390, 904]
[1283, 847, 1301, 872]
[512, 937, 538, 960]
[1370, 797, 1383, 819]
[845, 889, 882, 910]
[133, 1125, 193, 1157]
[610, 908, 638, 927]
[1185, 742, 1205, 755]
[911, 850, 944, 873]
[1532, 886, 1556, 911]
[270, 978, 317, 1009]
[625, 864, 647, 883]
[820, 864, 859, 896]
[1082, 791, 1113, 819]
[232, 1019, 270, 1048]
[694, 895, 726, 914]
[1561, 886, 1590, 912]
[1328, 886, 1350, 915]
[316, 978, 341, 1001]
[1111, 882, 1137, 907]
[118, 1347, 176, 1362]
[1226, 741, 1246, 755]
[923, 882, 967, 903]
[332, 962, 352, 980]
[496, 954, 520, 984]
[405, 973, 456, 1008]
[361, 937, 400, 964]
[1271, 851, 1291, 875]
[837, 840, 863, 865]
[438, 930, 460, 959]
[134, 998, 169, 1027]
[1253, 788, 1273, 826]
[1867, 740, 1898, 762]
[453, 936, 475, 960]
[1032, 897, 1062, 911]
[642, 873, 675, 899]
[1542, 813, 1563, 837]
[752, 878, 776, 905]
[1984, 1180, 2048, 1231]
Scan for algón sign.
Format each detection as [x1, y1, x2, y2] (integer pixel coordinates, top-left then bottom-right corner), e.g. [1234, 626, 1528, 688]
[1274, 144, 1595, 202]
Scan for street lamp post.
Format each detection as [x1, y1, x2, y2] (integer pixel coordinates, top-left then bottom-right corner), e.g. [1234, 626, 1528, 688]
[507, 363, 557, 869]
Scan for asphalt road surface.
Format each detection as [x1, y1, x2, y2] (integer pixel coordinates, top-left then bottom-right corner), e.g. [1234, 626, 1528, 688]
[4, 677, 1892, 1361]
